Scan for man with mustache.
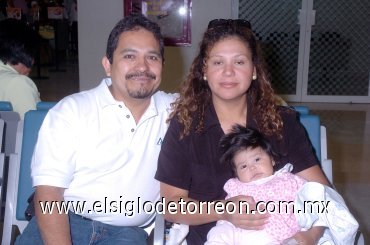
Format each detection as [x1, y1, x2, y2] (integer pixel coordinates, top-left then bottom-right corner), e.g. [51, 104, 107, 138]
[16, 14, 175, 244]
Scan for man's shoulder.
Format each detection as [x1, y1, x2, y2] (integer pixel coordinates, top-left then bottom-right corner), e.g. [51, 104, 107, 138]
[58, 89, 94, 106]
[49, 83, 105, 118]
[58, 80, 107, 105]
[153, 91, 178, 109]
[1, 71, 29, 83]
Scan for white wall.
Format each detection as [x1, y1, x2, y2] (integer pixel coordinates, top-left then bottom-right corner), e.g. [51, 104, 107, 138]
[78, 0, 233, 92]
[78, 0, 123, 90]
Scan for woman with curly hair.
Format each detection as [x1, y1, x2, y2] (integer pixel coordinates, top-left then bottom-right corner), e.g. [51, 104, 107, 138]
[155, 19, 329, 244]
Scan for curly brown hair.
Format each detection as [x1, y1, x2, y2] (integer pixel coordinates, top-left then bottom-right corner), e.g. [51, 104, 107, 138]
[170, 21, 283, 138]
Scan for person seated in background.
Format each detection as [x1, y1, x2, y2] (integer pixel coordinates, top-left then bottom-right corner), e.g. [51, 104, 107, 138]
[0, 18, 40, 119]
[206, 125, 358, 245]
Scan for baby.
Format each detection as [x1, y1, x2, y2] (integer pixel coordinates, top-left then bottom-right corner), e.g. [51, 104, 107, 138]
[206, 125, 358, 245]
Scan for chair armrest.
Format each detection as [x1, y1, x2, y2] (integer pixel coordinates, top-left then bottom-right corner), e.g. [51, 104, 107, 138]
[320, 126, 328, 161]
[321, 158, 333, 184]
[356, 231, 365, 245]
[153, 213, 165, 245]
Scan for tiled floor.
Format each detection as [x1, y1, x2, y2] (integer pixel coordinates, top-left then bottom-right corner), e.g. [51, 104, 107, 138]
[31, 56, 369, 243]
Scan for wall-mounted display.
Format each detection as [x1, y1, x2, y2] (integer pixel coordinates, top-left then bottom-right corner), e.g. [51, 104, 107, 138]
[124, 0, 192, 46]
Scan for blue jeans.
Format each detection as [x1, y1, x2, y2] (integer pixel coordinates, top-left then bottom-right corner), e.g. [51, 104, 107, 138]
[15, 212, 148, 244]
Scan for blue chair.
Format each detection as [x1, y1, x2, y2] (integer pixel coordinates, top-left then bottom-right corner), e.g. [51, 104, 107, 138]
[299, 114, 332, 182]
[2, 110, 48, 245]
[0, 101, 13, 111]
[299, 114, 321, 161]
[292, 105, 310, 115]
[0, 111, 20, 222]
[0, 111, 21, 155]
[36, 101, 57, 110]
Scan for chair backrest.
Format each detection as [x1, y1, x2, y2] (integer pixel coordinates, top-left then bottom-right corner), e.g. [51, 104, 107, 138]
[0, 101, 13, 111]
[0, 119, 5, 220]
[36, 101, 57, 110]
[0, 119, 4, 153]
[292, 105, 310, 115]
[0, 111, 21, 155]
[16, 110, 48, 219]
[2, 110, 48, 244]
[298, 114, 321, 162]
[298, 113, 333, 184]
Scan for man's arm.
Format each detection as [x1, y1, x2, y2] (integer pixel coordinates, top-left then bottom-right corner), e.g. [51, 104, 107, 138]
[34, 185, 72, 245]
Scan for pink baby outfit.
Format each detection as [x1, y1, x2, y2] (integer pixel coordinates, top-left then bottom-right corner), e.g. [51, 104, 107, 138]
[207, 164, 306, 244]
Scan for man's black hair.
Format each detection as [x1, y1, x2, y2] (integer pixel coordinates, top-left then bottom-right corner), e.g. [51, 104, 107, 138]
[106, 13, 164, 64]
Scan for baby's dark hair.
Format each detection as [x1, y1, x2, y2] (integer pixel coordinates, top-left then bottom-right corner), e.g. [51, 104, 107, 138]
[219, 124, 279, 176]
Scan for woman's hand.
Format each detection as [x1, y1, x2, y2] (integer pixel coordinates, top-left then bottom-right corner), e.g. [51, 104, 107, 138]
[160, 183, 269, 227]
[221, 195, 269, 230]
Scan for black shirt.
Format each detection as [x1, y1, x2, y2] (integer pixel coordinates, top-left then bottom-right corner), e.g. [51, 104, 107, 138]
[155, 103, 319, 244]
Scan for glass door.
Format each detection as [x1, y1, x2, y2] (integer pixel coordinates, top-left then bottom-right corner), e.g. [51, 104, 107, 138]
[235, 0, 370, 103]
[303, 0, 370, 102]
[236, 0, 303, 101]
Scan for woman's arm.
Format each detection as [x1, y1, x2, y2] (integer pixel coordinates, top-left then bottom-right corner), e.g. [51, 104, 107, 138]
[291, 165, 329, 244]
[160, 182, 269, 230]
[296, 165, 330, 186]
[286, 226, 324, 245]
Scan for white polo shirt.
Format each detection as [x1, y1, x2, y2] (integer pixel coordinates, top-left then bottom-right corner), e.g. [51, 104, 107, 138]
[31, 78, 176, 226]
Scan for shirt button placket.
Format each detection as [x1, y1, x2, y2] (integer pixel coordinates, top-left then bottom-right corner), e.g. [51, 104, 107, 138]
[118, 105, 135, 133]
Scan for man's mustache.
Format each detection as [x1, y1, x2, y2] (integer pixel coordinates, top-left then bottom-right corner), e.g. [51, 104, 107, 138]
[125, 71, 156, 80]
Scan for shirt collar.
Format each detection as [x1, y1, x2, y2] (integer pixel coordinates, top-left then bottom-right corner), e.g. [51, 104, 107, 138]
[98, 78, 117, 108]
[0, 60, 18, 73]
[140, 95, 158, 122]
[203, 102, 220, 130]
[203, 95, 257, 131]
[98, 77, 158, 118]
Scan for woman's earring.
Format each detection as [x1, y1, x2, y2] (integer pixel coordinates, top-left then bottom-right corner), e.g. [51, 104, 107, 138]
[252, 74, 257, 80]
[203, 75, 207, 81]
